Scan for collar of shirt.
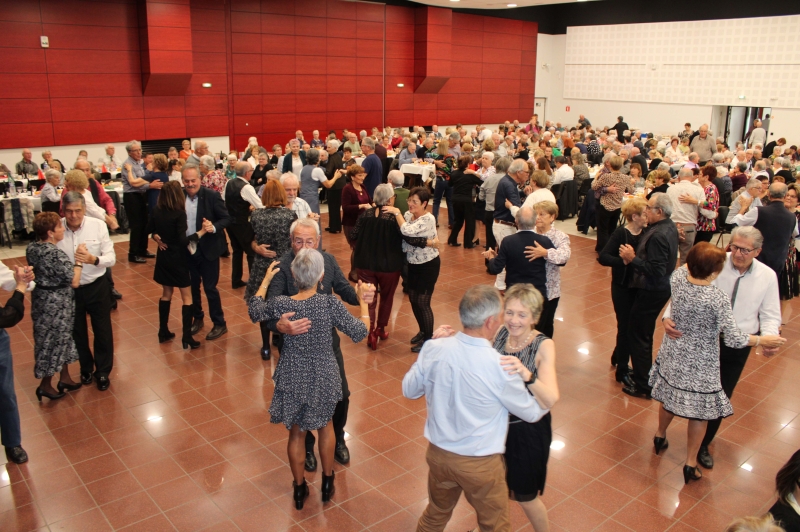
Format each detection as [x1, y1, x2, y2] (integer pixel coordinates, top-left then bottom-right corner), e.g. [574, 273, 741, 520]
[455, 331, 491, 347]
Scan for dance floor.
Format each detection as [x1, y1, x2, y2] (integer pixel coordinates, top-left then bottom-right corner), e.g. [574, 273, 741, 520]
[1, 214, 799, 532]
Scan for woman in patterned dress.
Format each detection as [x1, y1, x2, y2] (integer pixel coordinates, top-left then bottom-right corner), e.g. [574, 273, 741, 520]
[780, 183, 800, 323]
[693, 166, 720, 244]
[244, 180, 297, 360]
[248, 250, 370, 510]
[26, 212, 83, 401]
[649, 243, 785, 484]
[430, 140, 455, 228]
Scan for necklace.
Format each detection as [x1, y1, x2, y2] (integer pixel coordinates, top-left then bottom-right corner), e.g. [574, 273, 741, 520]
[506, 329, 535, 351]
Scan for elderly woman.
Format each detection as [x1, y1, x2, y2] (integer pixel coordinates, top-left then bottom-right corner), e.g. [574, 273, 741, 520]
[26, 212, 83, 401]
[598, 197, 648, 383]
[251, 151, 272, 190]
[571, 152, 590, 189]
[592, 155, 633, 252]
[691, 165, 721, 244]
[476, 152, 496, 179]
[341, 165, 372, 282]
[382, 187, 440, 352]
[299, 149, 342, 218]
[518, 170, 556, 211]
[245, 180, 297, 360]
[40, 169, 62, 210]
[281, 139, 306, 175]
[179, 140, 193, 160]
[351, 184, 432, 349]
[780, 184, 800, 323]
[40, 150, 64, 172]
[646, 169, 671, 199]
[61, 170, 117, 229]
[249, 250, 370, 510]
[650, 243, 784, 483]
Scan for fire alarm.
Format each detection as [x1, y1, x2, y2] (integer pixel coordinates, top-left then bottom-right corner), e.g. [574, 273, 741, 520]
[565, 106, 570, 112]
[40, 36, 49, 48]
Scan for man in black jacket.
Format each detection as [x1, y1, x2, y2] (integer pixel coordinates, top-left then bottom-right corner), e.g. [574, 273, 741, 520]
[182, 164, 231, 341]
[612, 116, 629, 141]
[324, 140, 346, 234]
[618, 193, 679, 399]
[0, 262, 34, 464]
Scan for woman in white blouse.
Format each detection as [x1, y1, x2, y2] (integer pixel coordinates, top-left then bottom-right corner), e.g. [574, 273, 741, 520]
[382, 187, 440, 353]
[665, 137, 684, 164]
[476, 152, 496, 180]
[523, 200, 571, 339]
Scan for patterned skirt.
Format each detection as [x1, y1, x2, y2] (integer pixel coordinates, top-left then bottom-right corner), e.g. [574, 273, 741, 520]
[649, 359, 733, 421]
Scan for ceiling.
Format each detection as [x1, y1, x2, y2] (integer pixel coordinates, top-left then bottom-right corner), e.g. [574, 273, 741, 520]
[407, 0, 595, 9]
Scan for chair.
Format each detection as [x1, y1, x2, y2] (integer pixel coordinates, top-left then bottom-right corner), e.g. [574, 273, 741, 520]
[27, 179, 45, 191]
[41, 200, 61, 214]
[0, 202, 11, 249]
[577, 178, 593, 209]
[714, 206, 731, 248]
[557, 180, 578, 220]
[100, 172, 112, 183]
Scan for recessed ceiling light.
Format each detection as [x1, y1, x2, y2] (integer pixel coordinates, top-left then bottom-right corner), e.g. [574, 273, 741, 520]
[202, 82, 212, 88]
[397, 83, 405, 88]
[507, 3, 517, 6]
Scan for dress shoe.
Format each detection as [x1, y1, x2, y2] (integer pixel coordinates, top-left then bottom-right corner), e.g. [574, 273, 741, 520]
[410, 331, 425, 344]
[190, 318, 204, 336]
[615, 368, 634, 386]
[272, 333, 281, 347]
[206, 325, 228, 341]
[334, 441, 350, 464]
[293, 480, 309, 510]
[231, 281, 247, 289]
[697, 445, 714, 469]
[35, 387, 65, 402]
[367, 329, 378, 351]
[622, 383, 651, 400]
[144, 251, 156, 258]
[110, 300, 118, 311]
[57, 381, 82, 393]
[260, 347, 271, 361]
[463, 244, 475, 249]
[80, 372, 93, 385]
[683, 464, 702, 484]
[111, 288, 123, 300]
[304, 451, 317, 472]
[4, 446, 28, 464]
[325, 227, 332, 232]
[653, 435, 669, 455]
[221, 250, 230, 258]
[321, 471, 335, 502]
[158, 330, 176, 343]
[329, 230, 341, 234]
[447, 242, 461, 247]
[473, 239, 480, 247]
[128, 255, 147, 264]
[96, 376, 110, 391]
[411, 341, 426, 353]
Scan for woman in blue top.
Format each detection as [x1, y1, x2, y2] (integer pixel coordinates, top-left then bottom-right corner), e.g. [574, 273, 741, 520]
[144, 154, 170, 212]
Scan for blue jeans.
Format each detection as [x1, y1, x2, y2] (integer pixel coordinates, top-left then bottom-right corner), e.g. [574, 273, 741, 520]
[432, 178, 453, 226]
[0, 329, 21, 448]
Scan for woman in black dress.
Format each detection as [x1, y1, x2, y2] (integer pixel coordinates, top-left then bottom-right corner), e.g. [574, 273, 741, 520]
[27, 212, 83, 401]
[447, 155, 484, 248]
[244, 180, 297, 360]
[147, 181, 210, 349]
[144, 154, 170, 212]
[250, 152, 272, 190]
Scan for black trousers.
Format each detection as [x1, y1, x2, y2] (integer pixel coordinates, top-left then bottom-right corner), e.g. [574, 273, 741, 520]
[538, 297, 559, 339]
[226, 223, 254, 285]
[695, 231, 714, 244]
[611, 284, 638, 376]
[703, 343, 752, 447]
[327, 187, 343, 232]
[188, 253, 225, 326]
[74, 275, 114, 378]
[595, 204, 620, 252]
[124, 192, 149, 257]
[449, 198, 476, 246]
[628, 288, 671, 391]
[483, 210, 497, 250]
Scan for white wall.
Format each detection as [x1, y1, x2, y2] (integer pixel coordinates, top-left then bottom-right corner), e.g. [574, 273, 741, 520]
[0, 137, 230, 175]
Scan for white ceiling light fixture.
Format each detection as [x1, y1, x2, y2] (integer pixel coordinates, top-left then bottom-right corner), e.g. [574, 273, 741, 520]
[202, 83, 212, 88]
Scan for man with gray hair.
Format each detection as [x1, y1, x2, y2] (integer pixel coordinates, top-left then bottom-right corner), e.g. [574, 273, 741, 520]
[403, 285, 547, 532]
[121, 140, 161, 263]
[343, 132, 361, 157]
[618, 192, 678, 399]
[666, 167, 705, 265]
[98, 144, 119, 172]
[186, 139, 208, 166]
[729, 182, 799, 277]
[479, 156, 512, 253]
[387, 170, 409, 216]
[491, 159, 529, 290]
[360, 137, 382, 198]
[447, 131, 462, 158]
[58, 192, 116, 391]
[223, 162, 262, 289]
[689, 124, 715, 165]
[727, 178, 763, 224]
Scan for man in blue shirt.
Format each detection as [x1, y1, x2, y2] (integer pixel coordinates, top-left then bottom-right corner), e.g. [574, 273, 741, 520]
[360, 137, 382, 198]
[403, 285, 546, 532]
[491, 159, 529, 290]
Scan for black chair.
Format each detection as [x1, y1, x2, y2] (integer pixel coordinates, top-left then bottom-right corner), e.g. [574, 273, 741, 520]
[27, 179, 45, 191]
[41, 200, 61, 214]
[14, 181, 24, 190]
[714, 206, 732, 248]
[577, 177, 593, 209]
[557, 180, 578, 220]
[550, 183, 564, 203]
[100, 172, 112, 183]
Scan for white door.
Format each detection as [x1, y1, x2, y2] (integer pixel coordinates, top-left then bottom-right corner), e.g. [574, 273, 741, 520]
[534, 97, 547, 124]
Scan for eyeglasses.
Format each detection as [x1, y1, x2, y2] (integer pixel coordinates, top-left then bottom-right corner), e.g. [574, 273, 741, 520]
[730, 244, 757, 255]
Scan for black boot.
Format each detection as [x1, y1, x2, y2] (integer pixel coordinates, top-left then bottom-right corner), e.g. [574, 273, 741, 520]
[181, 305, 201, 349]
[321, 471, 335, 502]
[158, 300, 175, 343]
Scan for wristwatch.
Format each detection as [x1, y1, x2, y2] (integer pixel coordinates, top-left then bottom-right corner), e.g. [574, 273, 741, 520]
[524, 373, 537, 386]
[94, 256, 100, 266]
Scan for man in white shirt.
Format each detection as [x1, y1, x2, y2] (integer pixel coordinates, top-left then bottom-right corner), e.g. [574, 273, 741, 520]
[223, 162, 262, 289]
[97, 144, 119, 172]
[280, 173, 314, 222]
[666, 168, 706, 265]
[551, 156, 574, 185]
[663, 226, 781, 470]
[403, 285, 546, 532]
[57, 192, 116, 391]
[727, 179, 763, 224]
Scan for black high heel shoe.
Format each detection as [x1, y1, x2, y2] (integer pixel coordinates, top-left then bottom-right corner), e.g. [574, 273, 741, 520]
[653, 436, 669, 455]
[35, 387, 65, 402]
[683, 464, 702, 484]
[158, 330, 175, 343]
[182, 337, 201, 350]
[293, 480, 309, 510]
[321, 471, 335, 502]
[56, 381, 82, 393]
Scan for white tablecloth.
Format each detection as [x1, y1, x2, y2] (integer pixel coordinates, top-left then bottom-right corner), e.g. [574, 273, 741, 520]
[400, 164, 435, 183]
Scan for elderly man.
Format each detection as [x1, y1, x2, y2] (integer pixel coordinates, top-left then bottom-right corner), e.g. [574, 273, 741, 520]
[485, 206, 552, 297]
[430, 124, 443, 140]
[551, 156, 574, 185]
[479, 157, 511, 254]
[310, 130, 324, 148]
[15, 149, 38, 176]
[730, 182, 799, 278]
[578, 114, 591, 128]
[223, 162, 261, 289]
[690, 125, 715, 165]
[618, 193, 678, 399]
[280, 172, 314, 221]
[181, 164, 231, 341]
[666, 167, 706, 265]
[491, 159, 529, 290]
[662, 226, 782, 470]
[324, 140, 346, 233]
[403, 285, 547, 532]
[361, 137, 382, 198]
[630, 147, 648, 175]
[751, 159, 769, 181]
[185, 140, 207, 166]
[199, 154, 227, 194]
[265, 218, 376, 469]
[388, 170, 409, 215]
[121, 140, 161, 263]
[727, 178, 763, 224]
[683, 152, 701, 170]
[343, 132, 361, 157]
[98, 144, 119, 172]
[417, 137, 434, 159]
[58, 192, 116, 391]
[447, 132, 462, 159]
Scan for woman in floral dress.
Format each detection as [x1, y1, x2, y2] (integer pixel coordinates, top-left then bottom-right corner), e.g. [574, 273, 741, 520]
[693, 166, 720, 244]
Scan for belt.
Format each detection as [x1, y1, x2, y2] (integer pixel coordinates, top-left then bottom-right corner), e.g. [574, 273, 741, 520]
[494, 219, 515, 227]
[35, 284, 69, 291]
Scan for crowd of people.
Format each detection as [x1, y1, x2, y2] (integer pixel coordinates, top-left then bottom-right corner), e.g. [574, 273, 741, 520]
[0, 115, 798, 531]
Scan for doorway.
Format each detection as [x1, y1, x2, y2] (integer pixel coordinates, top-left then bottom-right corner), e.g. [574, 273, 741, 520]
[723, 106, 772, 148]
[534, 97, 547, 124]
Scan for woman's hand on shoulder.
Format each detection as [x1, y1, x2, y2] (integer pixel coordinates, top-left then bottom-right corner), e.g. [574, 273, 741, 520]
[431, 325, 456, 339]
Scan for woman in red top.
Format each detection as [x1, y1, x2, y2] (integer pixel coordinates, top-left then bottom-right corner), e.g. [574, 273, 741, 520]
[341, 165, 372, 282]
[179, 139, 193, 161]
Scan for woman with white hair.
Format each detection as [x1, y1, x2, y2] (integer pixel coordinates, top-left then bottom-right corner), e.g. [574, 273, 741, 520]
[248, 250, 370, 510]
[281, 139, 306, 175]
[476, 152, 495, 179]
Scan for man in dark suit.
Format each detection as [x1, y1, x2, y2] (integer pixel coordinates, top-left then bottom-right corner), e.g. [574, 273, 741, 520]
[612, 116, 629, 141]
[484, 207, 553, 296]
[182, 164, 231, 341]
[630, 147, 650, 177]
